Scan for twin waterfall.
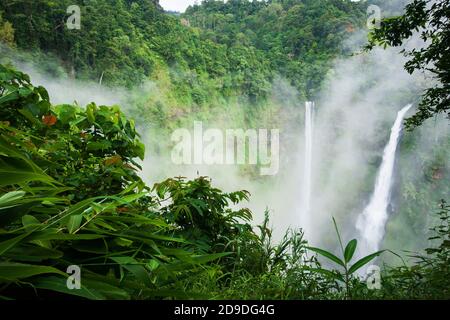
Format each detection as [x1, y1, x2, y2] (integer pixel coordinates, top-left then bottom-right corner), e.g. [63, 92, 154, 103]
[300, 101, 315, 234]
[300, 102, 411, 254]
[356, 104, 412, 255]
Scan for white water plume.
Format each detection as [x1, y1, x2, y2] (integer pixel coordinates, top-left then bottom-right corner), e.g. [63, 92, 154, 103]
[300, 101, 315, 233]
[356, 104, 413, 255]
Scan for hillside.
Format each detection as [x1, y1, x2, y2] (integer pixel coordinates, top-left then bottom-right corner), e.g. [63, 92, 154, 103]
[0, 0, 365, 101]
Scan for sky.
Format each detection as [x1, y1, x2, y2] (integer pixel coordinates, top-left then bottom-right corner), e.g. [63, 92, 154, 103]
[159, 0, 198, 12]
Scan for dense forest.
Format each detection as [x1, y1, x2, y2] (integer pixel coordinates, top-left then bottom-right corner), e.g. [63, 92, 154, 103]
[0, 0, 367, 110]
[0, 0, 448, 300]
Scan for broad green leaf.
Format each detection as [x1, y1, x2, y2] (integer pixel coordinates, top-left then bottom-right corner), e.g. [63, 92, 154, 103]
[21, 215, 51, 247]
[344, 239, 358, 263]
[22, 214, 41, 228]
[134, 141, 145, 160]
[29, 231, 104, 241]
[349, 250, 384, 274]
[18, 86, 32, 97]
[0, 231, 35, 256]
[47, 197, 99, 228]
[86, 103, 96, 123]
[90, 219, 117, 231]
[67, 214, 83, 234]
[146, 259, 159, 271]
[0, 203, 36, 228]
[34, 276, 103, 299]
[54, 104, 77, 124]
[0, 262, 66, 281]
[146, 233, 186, 243]
[87, 141, 112, 151]
[18, 108, 41, 125]
[0, 157, 54, 186]
[0, 191, 26, 209]
[114, 237, 133, 247]
[116, 192, 147, 204]
[307, 246, 345, 267]
[36, 86, 49, 101]
[0, 90, 19, 105]
[4, 245, 63, 262]
[101, 215, 168, 228]
[110, 256, 152, 286]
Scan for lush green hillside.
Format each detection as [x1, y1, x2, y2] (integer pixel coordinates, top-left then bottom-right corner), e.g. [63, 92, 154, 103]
[0, 0, 365, 101]
[183, 0, 366, 98]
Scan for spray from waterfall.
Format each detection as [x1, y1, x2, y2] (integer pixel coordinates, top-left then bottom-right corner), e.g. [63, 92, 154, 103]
[301, 101, 315, 233]
[356, 104, 412, 255]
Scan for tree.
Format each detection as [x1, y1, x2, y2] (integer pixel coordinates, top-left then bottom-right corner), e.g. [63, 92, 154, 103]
[0, 12, 15, 46]
[366, 0, 450, 129]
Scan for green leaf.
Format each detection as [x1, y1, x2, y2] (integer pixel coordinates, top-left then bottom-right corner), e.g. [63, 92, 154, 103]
[0, 231, 35, 256]
[54, 104, 77, 124]
[133, 141, 145, 160]
[0, 156, 55, 186]
[4, 245, 63, 262]
[110, 256, 152, 286]
[344, 239, 358, 263]
[86, 103, 96, 123]
[22, 214, 41, 231]
[348, 250, 384, 275]
[0, 262, 66, 281]
[0, 203, 36, 229]
[32, 276, 103, 300]
[18, 108, 41, 125]
[18, 86, 32, 97]
[22, 215, 51, 248]
[0, 90, 19, 105]
[307, 246, 345, 267]
[146, 259, 159, 271]
[67, 214, 83, 234]
[114, 237, 133, 247]
[28, 231, 104, 241]
[36, 86, 49, 101]
[0, 191, 26, 209]
[87, 141, 112, 151]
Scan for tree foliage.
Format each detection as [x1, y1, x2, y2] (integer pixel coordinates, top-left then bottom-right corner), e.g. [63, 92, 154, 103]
[366, 0, 450, 128]
[0, 0, 366, 101]
[0, 64, 248, 299]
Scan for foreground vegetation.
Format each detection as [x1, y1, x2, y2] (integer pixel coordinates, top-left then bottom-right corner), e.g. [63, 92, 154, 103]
[0, 65, 448, 300]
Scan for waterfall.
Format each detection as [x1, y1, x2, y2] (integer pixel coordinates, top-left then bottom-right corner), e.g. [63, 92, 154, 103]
[301, 101, 315, 232]
[356, 104, 412, 255]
